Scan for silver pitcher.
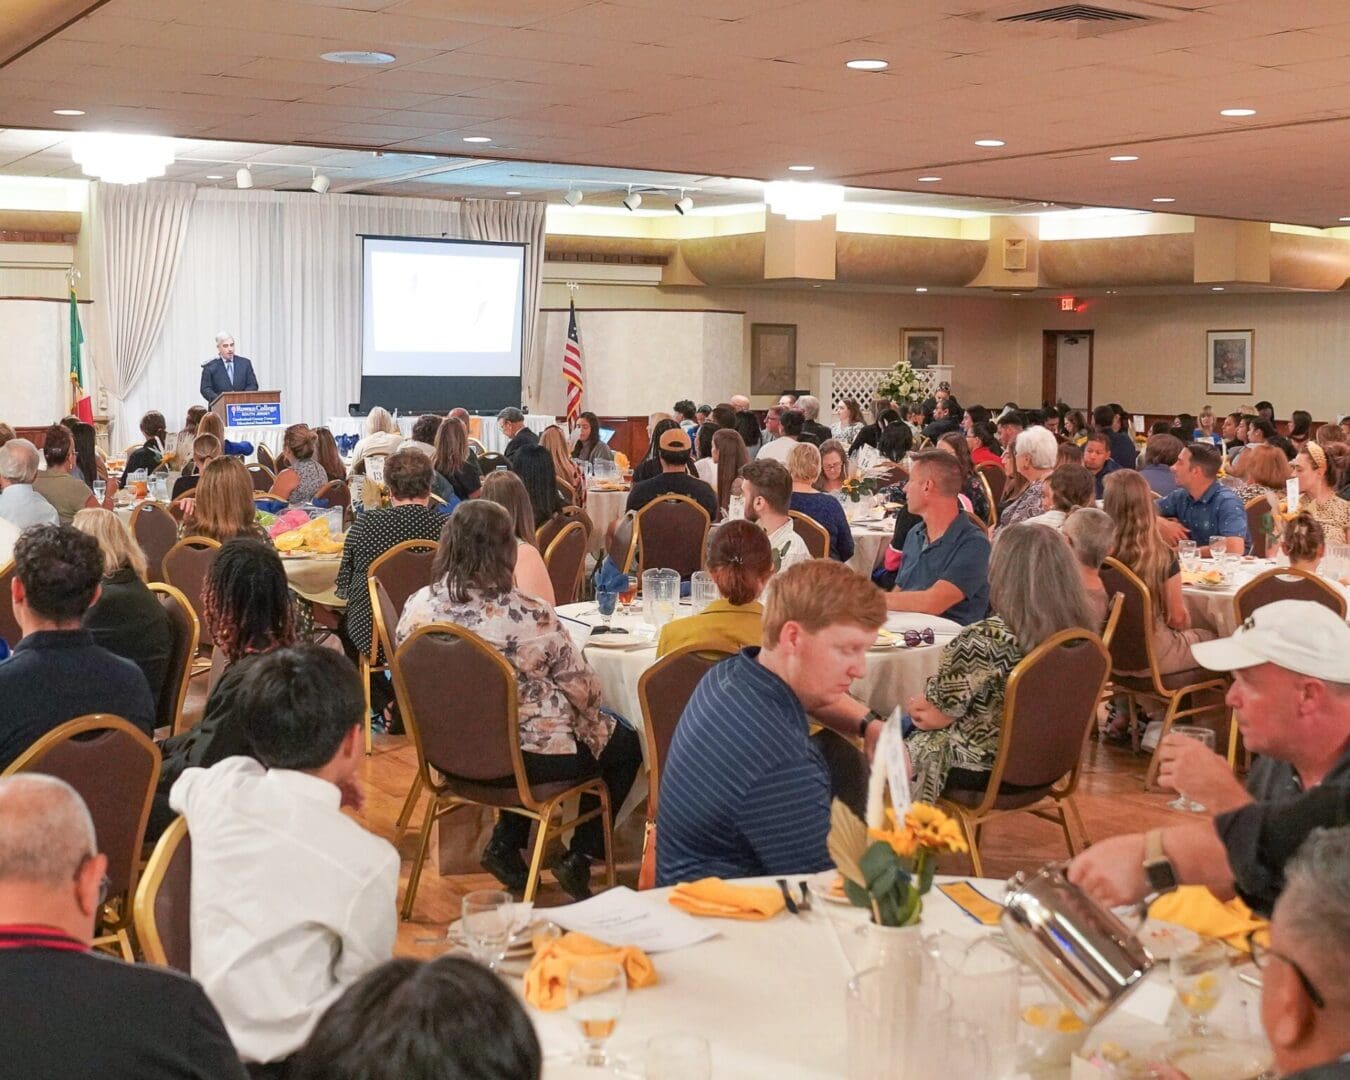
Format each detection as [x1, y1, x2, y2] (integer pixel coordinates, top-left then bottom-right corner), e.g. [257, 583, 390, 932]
[1000, 863, 1154, 1024]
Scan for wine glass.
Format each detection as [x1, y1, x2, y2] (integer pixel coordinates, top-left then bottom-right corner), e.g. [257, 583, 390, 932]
[1167, 726, 1216, 812]
[1170, 940, 1230, 1037]
[460, 889, 513, 971]
[645, 1034, 711, 1080]
[596, 587, 618, 628]
[566, 959, 626, 1069]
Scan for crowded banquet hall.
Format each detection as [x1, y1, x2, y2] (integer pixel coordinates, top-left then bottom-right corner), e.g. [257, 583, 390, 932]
[4, 1, 1350, 1077]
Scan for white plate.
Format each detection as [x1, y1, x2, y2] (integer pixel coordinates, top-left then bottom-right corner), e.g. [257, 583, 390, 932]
[585, 633, 652, 650]
[1136, 919, 1200, 960]
[884, 611, 962, 636]
[806, 869, 853, 906]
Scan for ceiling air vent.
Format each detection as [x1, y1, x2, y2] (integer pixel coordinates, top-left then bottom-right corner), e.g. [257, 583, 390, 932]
[998, 4, 1149, 24]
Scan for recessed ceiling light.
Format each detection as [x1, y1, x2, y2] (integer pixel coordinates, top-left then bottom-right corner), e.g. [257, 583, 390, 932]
[1220, 108, 1256, 117]
[206, 174, 223, 180]
[53, 109, 85, 116]
[1152, 197, 1176, 203]
[788, 164, 815, 172]
[845, 59, 888, 71]
[463, 136, 492, 143]
[1011, 293, 1023, 297]
[320, 50, 395, 65]
[974, 139, 1005, 148]
[915, 287, 928, 293]
[505, 190, 521, 195]
[1109, 155, 1138, 162]
[917, 175, 942, 182]
[1211, 286, 1225, 291]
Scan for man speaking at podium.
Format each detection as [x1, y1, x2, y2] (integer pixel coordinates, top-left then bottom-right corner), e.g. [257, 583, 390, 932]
[200, 331, 259, 402]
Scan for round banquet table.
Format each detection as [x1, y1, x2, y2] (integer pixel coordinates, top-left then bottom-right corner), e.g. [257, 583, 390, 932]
[583, 487, 630, 556]
[847, 519, 892, 576]
[525, 874, 1267, 1079]
[280, 552, 344, 606]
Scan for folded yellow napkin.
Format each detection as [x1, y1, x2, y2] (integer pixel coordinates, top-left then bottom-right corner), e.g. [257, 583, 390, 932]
[1149, 886, 1268, 953]
[523, 932, 657, 1012]
[938, 881, 1003, 927]
[667, 877, 785, 920]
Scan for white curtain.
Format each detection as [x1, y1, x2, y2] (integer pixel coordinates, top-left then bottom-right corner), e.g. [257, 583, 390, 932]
[123, 189, 542, 445]
[88, 180, 195, 442]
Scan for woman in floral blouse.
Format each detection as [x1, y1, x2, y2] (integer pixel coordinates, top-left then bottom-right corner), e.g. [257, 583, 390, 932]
[396, 500, 641, 900]
[993, 426, 1057, 536]
[904, 524, 1096, 802]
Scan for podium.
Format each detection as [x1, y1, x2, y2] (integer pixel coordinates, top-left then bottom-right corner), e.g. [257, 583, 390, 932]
[210, 391, 282, 428]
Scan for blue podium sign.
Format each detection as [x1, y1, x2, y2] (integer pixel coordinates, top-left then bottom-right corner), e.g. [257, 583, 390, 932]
[225, 402, 282, 427]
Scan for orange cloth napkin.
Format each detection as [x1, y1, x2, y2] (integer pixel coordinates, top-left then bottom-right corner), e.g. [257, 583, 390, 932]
[522, 932, 657, 1012]
[667, 877, 785, 920]
[1148, 886, 1268, 953]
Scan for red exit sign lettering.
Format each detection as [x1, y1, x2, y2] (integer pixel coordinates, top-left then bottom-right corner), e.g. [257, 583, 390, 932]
[1059, 296, 1077, 311]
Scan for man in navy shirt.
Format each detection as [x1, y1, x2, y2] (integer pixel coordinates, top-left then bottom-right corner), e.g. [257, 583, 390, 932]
[1156, 442, 1249, 555]
[1082, 431, 1122, 498]
[656, 560, 888, 885]
[886, 451, 990, 625]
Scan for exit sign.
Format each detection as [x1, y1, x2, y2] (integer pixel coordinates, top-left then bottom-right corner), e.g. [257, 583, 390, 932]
[1059, 297, 1077, 311]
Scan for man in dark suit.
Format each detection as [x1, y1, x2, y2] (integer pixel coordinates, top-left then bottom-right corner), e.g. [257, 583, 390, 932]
[497, 406, 537, 462]
[200, 332, 259, 403]
[0, 773, 247, 1079]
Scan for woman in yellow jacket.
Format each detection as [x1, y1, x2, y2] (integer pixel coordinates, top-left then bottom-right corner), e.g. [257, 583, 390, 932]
[657, 520, 774, 657]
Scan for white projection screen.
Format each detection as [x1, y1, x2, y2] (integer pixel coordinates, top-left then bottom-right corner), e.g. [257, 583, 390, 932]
[359, 235, 526, 412]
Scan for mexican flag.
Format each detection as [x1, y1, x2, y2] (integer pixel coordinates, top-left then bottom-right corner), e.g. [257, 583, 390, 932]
[69, 285, 92, 422]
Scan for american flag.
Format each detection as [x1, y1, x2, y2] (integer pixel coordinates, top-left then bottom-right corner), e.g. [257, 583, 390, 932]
[561, 300, 584, 424]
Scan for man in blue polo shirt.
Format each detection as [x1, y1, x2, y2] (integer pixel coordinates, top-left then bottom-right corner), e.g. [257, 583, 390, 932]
[1156, 442, 1249, 555]
[886, 450, 990, 625]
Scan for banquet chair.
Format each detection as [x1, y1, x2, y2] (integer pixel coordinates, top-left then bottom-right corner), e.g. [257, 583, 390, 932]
[2, 715, 159, 960]
[256, 444, 276, 472]
[976, 470, 999, 529]
[130, 501, 179, 583]
[1099, 559, 1229, 790]
[0, 560, 19, 652]
[938, 629, 1110, 877]
[313, 479, 352, 524]
[976, 463, 1007, 507]
[1244, 496, 1274, 558]
[363, 540, 439, 754]
[246, 463, 274, 491]
[132, 816, 191, 973]
[536, 505, 593, 552]
[963, 511, 991, 537]
[391, 624, 616, 917]
[147, 583, 199, 736]
[636, 645, 734, 889]
[1234, 566, 1346, 622]
[543, 521, 588, 605]
[788, 511, 830, 560]
[161, 537, 221, 664]
[623, 494, 711, 580]
[167, 494, 192, 524]
[477, 452, 508, 473]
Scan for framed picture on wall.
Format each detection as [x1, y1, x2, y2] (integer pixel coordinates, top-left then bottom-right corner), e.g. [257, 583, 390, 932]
[901, 328, 943, 369]
[750, 323, 797, 396]
[1206, 329, 1254, 395]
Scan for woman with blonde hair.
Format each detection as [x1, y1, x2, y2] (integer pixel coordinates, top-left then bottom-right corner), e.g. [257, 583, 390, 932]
[351, 406, 405, 507]
[1104, 469, 1215, 675]
[815, 438, 853, 494]
[540, 424, 583, 505]
[171, 434, 220, 500]
[786, 441, 853, 562]
[480, 470, 555, 605]
[269, 423, 327, 506]
[71, 507, 173, 706]
[182, 456, 265, 543]
[1291, 443, 1350, 543]
[711, 427, 750, 515]
[195, 410, 253, 459]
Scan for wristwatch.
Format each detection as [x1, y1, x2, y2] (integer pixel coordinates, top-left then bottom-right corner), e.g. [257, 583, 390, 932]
[1142, 829, 1178, 896]
[857, 709, 884, 740]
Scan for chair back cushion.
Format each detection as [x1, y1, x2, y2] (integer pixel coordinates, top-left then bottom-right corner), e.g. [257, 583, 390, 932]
[543, 522, 588, 605]
[247, 465, 274, 492]
[135, 818, 192, 973]
[638, 647, 731, 817]
[789, 512, 829, 560]
[256, 444, 275, 472]
[151, 586, 198, 732]
[1099, 560, 1153, 673]
[131, 502, 180, 583]
[314, 479, 350, 508]
[1236, 567, 1347, 622]
[368, 542, 438, 663]
[0, 561, 19, 652]
[1245, 497, 1272, 558]
[636, 497, 710, 579]
[478, 452, 508, 473]
[977, 463, 1007, 506]
[161, 539, 221, 645]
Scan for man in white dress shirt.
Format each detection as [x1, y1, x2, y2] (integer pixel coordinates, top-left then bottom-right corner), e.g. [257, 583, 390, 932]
[0, 439, 59, 530]
[740, 458, 810, 573]
[171, 645, 398, 1071]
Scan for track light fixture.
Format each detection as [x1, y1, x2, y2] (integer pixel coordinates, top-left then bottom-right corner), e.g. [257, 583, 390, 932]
[674, 191, 693, 215]
[236, 166, 253, 189]
[563, 187, 583, 207]
[310, 170, 330, 194]
[622, 187, 642, 211]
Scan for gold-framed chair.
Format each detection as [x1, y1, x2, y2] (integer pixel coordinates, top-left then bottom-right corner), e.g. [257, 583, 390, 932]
[938, 629, 1111, 877]
[391, 623, 616, 918]
[1099, 558, 1230, 789]
[622, 494, 711, 579]
[536, 506, 594, 554]
[161, 537, 221, 671]
[976, 462, 1007, 508]
[129, 501, 179, 583]
[147, 583, 199, 736]
[362, 539, 439, 754]
[542, 520, 588, 605]
[246, 463, 275, 492]
[1245, 495, 1275, 558]
[0, 560, 19, 651]
[256, 444, 276, 473]
[132, 816, 191, 972]
[635, 645, 734, 889]
[1234, 566, 1346, 622]
[788, 510, 830, 560]
[976, 469, 998, 529]
[314, 479, 352, 525]
[963, 510, 991, 537]
[2, 715, 160, 960]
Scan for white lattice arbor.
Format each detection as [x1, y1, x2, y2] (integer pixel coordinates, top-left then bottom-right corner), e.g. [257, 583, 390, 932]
[810, 363, 954, 412]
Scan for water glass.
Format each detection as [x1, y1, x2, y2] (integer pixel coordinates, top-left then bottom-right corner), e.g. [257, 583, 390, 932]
[460, 890, 514, 970]
[927, 934, 1020, 1079]
[617, 575, 639, 614]
[1170, 940, 1230, 1037]
[690, 570, 719, 614]
[596, 588, 619, 627]
[645, 1034, 711, 1079]
[92, 480, 106, 503]
[1167, 725, 1216, 812]
[1217, 552, 1241, 584]
[565, 958, 626, 1068]
[1177, 540, 1200, 575]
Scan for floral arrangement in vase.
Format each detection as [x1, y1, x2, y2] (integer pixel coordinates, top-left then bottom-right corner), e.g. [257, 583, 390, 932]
[839, 475, 879, 503]
[827, 799, 968, 926]
[876, 359, 923, 407]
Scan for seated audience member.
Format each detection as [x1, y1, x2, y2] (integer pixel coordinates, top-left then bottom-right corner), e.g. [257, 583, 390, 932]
[798, 395, 833, 445]
[631, 418, 693, 484]
[758, 409, 805, 461]
[397, 414, 439, 459]
[313, 427, 346, 483]
[815, 438, 853, 494]
[741, 458, 811, 574]
[694, 423, 718, 481]
[1292, 443, 1350, 544]
[71, 508, 173, 707]
[887, 450, 990, 624]
[0, 421, 13, 448]
[0, 525, 155, 770]
[848, 406, 899, 458]
[1035, 463, 1095, 531]
[498, 407, 539, 464]
[872, 421, 915, 494]
[512, 443, 567, 529]
[171, 645, 398, 1072]
[571, 410, 614, 465]
[1081, 430, 1122, 498]
[0, 775, 246, 1080]
[541, 424, 583, 503]
[996, 409, 1026, 455]
[290, 956, 541, 1080]
[936, 431, 989, 522]
[1155, 442, 1249, 555]
[269, 424, 327, 507]
[335, 449, 447, 716]
[1138, 433, 1184, 496]
[787, 442, 854, 562]
[1287, 408, 1314, 454]
[967, 421, 1004, 468]
[196, 412, 253, 460]
[171, 404, 208, 462]
[0, 438, 59, 529]
[1280, 513, 1348, 604]
[995, 426, 1057, 533]
[1057, 441, 1084, 466]
[171, 434, 221, 500]
[68, 421, 106, 489]
[657, 520, 773, 657]
[1093, 404, 1138, 471]
[733, 409, 762, 458]
[832, 398, 865, 445]
[625, 427, 719, 521]
[120, 410, 168, 484]
[0, 514, 17, 571]
[480, 471, 556, 605]
[32, 424, 97, 525]
[181, 457, 265, 544]
[905, 523, 1095, 801]
[922, 397, 962, 441]
[397, 502, 640, 900]
[1234, 443, 1291, 505]
[432, 415, 482, 502]
[350, 407, 405, 506]
[656, 560, 888, 885]
[152, 539, 297, 837]
[710, 428, 750, 515]
[1062, 507, 1115, 627]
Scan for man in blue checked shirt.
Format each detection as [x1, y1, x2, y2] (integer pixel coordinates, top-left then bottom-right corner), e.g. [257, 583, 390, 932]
[1155, 442, 1249, 555]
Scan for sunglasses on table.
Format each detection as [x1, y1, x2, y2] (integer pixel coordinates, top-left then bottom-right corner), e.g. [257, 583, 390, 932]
[901, 628, 936, 648]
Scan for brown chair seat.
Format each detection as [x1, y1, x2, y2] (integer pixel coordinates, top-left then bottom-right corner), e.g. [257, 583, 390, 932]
[1111, 668, 1214, 693]
[436, 774, 593, 809]
[942, 781, 1056, 812]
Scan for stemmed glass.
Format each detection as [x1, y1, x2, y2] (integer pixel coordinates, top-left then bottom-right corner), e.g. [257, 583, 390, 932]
[617, 575, 639, 616]
[460, 889, 513, 971]
[1170, 940, 1230, 1037]
[1177, 540, 1200, 576]
[1167, 726, 1216, 812]
[565, 958, 626, 1069]
[595, 587, 619, 629]
[92, 480, 106, 504]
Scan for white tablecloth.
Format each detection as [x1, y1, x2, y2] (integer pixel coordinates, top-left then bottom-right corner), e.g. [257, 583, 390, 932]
[847, 521, 892, 577]
[223, 425, 284, 459]
[325, 413, 553, 455]
[583, 488, 630, 557]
